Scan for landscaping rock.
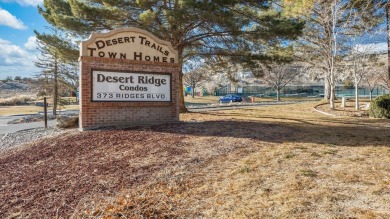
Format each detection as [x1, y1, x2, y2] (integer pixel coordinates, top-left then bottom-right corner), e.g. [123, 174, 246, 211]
[362, 103, 370, 110]
[7, 114, 56, 124]
[56, 116, 79, 128]
[0, 127, 65, 152]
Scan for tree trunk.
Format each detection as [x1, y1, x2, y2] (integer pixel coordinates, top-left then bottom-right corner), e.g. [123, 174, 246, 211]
[330, 72, 335, 109]
[177, 47, 188, 113]
[191, 86, 195, 98]
[324, 79, 330, 100]
[369, 90, 373, 101]
[276, 88, 281, 101]
[329, 0, 337, 109]
[387, 3, 390, 90]
[330, 86, 335, 109]
[178, 71, 187, 113]
[355, 85, 359, 110]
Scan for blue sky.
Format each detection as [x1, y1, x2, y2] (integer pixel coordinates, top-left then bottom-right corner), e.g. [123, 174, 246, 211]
[0, 1, 388, 81]
[0, 0, 47, 80]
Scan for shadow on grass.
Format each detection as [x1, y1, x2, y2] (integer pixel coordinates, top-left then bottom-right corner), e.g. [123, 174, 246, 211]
[150, 119, 390, 147]
[1, 113, 388, 217]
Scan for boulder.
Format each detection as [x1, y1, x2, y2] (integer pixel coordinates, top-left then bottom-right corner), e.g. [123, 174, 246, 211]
[56, 116, 79, 128]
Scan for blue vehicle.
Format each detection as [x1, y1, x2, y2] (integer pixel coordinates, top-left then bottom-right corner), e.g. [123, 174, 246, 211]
[219, 94, 243, 103]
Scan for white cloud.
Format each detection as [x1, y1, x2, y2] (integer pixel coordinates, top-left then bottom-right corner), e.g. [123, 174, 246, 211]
[0, 38, 38, 78]
[0, 8, 27, 29]
[0, 38, 29, 65]
[0, 0, 43, 6]
[24, 36, 37, 50]
[354, 42, 387, 54]
[0, 38, 39, 79]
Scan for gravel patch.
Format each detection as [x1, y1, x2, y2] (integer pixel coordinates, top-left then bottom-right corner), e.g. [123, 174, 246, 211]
[0, 127, 69, 152]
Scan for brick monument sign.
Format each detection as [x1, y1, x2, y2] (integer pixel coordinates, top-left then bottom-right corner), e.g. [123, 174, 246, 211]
[79, 27, 180, 130]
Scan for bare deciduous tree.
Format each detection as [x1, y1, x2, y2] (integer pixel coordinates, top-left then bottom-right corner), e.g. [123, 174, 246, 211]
[285, 0, 374, 109]
[346, 36, 380, 109]
[363, 67, 380, 100]
[261, 64, 303, 101]
[377, 62, 390, 93]
[183, 70, 208, 98]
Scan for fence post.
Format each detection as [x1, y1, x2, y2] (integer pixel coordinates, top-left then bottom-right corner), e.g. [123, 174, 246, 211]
[44, 97, 48, 128]
[341, 96, 346, 109]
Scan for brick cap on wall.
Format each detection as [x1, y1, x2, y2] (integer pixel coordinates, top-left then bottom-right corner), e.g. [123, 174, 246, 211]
[80, 27, 178, 62]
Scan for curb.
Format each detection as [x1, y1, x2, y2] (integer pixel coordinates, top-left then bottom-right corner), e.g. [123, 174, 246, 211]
[313, 103, 338, 117]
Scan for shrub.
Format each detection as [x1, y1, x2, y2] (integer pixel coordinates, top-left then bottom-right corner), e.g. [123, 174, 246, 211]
[0, 95, 36, 106]
[369, 94, 390, 118]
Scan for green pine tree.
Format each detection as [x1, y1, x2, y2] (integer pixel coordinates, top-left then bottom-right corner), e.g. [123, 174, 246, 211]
[38, 0, 304, 112]
[35, 28, 79, 115]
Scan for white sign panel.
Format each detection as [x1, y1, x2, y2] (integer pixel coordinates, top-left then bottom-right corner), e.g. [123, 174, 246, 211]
[92, 70, 171, 102]
[81, 27, 178, 63]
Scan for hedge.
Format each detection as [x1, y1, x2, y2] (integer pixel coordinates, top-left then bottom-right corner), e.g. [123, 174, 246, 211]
[369, 94, 390, 118]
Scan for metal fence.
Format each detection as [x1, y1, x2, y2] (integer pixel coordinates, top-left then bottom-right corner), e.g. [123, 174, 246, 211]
[214, 85, 388, 98]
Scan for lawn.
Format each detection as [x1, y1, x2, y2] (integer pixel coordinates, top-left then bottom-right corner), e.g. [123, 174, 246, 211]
[0, 104, 80, 116]
[0, 96, 79, 116]
[0, 102, 389, 218]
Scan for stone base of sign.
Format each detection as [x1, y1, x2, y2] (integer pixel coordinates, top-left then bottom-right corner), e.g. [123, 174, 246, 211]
[79, 56, 180, 131]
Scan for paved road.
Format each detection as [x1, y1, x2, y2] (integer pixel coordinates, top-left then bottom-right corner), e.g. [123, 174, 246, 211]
[0, 110, 79, 135]
[0, 119, 56, 135]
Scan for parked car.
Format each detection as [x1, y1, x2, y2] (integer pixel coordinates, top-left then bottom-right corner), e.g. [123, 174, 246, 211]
[219, 94, 243, 103]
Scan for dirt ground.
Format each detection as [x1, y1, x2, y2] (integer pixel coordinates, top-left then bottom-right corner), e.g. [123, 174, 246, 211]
[1, 102, 390, 218]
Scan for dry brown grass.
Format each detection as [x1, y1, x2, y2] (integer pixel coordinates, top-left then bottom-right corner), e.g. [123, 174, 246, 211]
[0, 106, 46, 116]
[72, 102, 390, 218]
[0, 104, 79, 116]
[185, 95, 220, 104]
[0, 96, 79, 116]
[1, 102, 389, 218]
[316, 99, 371, 117]
[0, 95, 36, 106]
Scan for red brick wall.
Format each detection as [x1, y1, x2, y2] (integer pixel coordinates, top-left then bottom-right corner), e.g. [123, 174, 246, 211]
[79, 56, 180, 130]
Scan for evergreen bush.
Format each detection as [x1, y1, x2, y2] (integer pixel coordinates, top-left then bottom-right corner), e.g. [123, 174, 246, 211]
[369, 94, 390, 118]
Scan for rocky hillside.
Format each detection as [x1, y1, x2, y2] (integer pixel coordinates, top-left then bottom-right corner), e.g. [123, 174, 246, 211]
[0, 81, 39, 98]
